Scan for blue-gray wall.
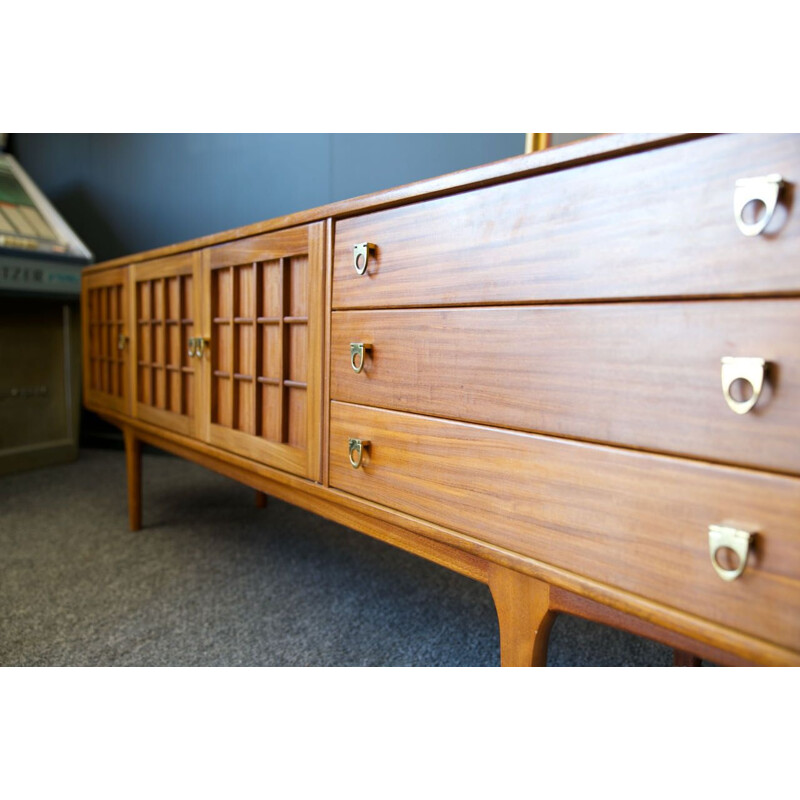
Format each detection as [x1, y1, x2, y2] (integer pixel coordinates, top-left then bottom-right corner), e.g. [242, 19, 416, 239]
[9, 133, 525, 263]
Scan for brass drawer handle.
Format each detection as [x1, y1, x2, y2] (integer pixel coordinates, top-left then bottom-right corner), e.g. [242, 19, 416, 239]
[353, 242, 376, 275]
[733, 174, 784, 236]
[187, 337, 197, 358]
[350, 342, 371, 373]
[721, 356, 766, 415]
[348, 438, 369, 469]
[708, 524, 755, 582]
[118, 334, 128, 351]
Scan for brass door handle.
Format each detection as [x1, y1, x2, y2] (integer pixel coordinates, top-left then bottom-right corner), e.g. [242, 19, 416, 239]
[118, 334, 128, 351]
[350, 342, 372, 373]
[353, 242, 376, 275]
[188, 337, 209, 358]
[721, 356, 767, 415]
[733, 174, 784, 236]
[708, 524, 755, 582]
[348, 438, 369, 469]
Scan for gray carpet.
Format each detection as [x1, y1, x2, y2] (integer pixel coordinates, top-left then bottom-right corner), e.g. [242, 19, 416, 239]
[0, 448, 676, 666]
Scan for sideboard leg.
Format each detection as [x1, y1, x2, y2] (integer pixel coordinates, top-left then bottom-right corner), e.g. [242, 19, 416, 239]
[255, 491, 268, 509]
[673, 649, 702, 667]
[123, 427, 142, 532]
[489, 565, 556, 667]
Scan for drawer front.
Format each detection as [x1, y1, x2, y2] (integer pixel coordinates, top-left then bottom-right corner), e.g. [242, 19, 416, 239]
[331, 300, 800, 475]
[332, 134, 800, 309]
[330, 402, 800, 651]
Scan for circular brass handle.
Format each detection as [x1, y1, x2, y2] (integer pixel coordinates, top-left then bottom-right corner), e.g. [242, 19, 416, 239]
[117, 334, 128, 351]
[708, 524, 754, 582]
[187, 337, 197, 359]
[733, 174, 784, 236]
[348, 438, 369, 469]
[195, 337, 207, 358]
[353, 242, 376, 275]
[720, 357, 766, 415]
[350, 342, 371, 373]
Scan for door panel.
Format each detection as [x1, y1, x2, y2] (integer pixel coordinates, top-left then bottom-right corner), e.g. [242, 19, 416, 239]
[201, 223, 324, 481]
[131, 252, 201, 436]
[82, 267, 131, 415]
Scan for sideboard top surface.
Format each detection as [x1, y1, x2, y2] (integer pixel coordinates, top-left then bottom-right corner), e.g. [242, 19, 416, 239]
[83, 133, 707, 274]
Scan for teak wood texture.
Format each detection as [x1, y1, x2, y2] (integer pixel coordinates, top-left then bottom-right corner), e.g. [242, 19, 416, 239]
[201, 224, 325, 481]
[132, 251, 201, 437]
[329, 402, 800, 651]
[331, 301, 800, 475]
[82, 267, 131, 416]
[81, 133, 800, 666]
[332, 134, 800, 309]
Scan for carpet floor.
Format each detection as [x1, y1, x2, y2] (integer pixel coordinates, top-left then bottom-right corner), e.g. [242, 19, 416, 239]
[0, 448, 676, 666]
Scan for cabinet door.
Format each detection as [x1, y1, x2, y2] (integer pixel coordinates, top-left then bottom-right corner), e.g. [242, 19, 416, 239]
[201, 222, 324, 481]
[82, 267, 131, 415]
[132, 252, 201, 436]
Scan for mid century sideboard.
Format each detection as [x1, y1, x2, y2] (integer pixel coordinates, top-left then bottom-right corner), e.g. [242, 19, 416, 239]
[81, 133, 800, 666]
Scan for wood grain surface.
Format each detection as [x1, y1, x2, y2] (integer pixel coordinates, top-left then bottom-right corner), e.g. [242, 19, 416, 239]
[200, 222, 325, 481]
[132, 252, 201, 437]
[333, 134, 799, 308]
[82, 267, 131, 416]
[329, 401, 800, 651]
[331, 300, 800, 475]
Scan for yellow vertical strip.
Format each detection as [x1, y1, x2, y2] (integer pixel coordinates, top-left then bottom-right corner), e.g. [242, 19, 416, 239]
[230, 267, 237, 430]
[177, 275, 185, 416]
[524, 133, 551, 154]
[252, 261, 261, 436]
[279, 257, 288, 443]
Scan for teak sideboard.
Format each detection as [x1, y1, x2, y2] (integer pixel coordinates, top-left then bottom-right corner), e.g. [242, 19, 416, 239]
[81, 133, 800, 666]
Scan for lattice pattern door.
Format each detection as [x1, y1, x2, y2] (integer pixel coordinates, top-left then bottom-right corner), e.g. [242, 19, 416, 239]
[82, 267, 130, 415]
[132, 253, 199, 435]
[203, 223, 324, 480]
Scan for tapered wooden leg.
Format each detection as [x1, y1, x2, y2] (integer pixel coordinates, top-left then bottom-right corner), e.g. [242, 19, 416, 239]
[489, 565, 556, 667]
[673, 649, 702, 667]
[124, 427, 142, 532]
[255, 491, 268, 509]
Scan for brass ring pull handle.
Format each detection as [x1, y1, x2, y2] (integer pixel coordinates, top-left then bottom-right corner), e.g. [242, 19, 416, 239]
[708, 524, 754, 582]
[350, 342, 371, 373]
[353, 242, 376, 275]
[118, 334, 128, 351]
[721, 356, 766, 415]
[195, 337, 207, 358]
[187, 337, 197, 359]
[348, 438, 369, 469]
[733, 174, 784, 236]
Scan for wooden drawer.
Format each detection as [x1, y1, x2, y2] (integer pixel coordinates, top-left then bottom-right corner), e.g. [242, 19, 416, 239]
[332, 134, 800, 309]
[330, 401, 800, 651]
[331, 300, 800, 475]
